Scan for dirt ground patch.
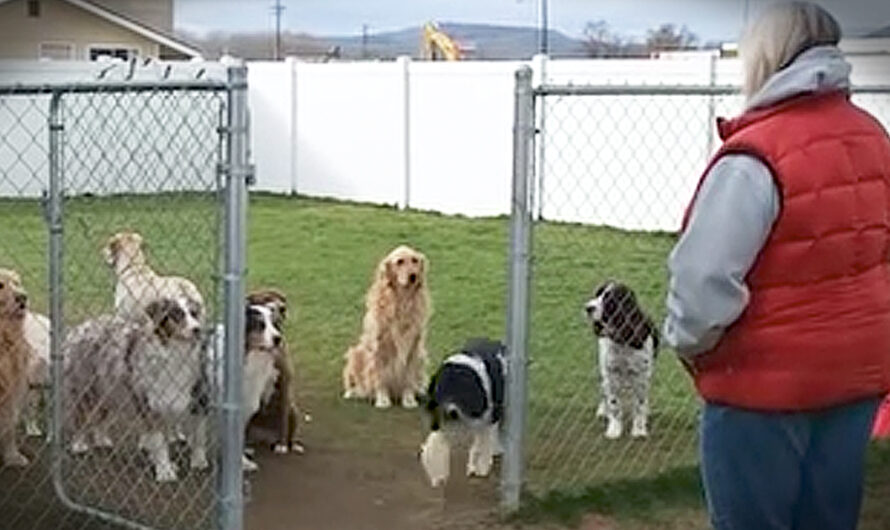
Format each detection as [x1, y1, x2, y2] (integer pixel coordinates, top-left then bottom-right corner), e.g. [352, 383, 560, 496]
[244, 429, 507, 530]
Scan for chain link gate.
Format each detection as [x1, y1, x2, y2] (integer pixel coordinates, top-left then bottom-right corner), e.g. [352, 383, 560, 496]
[503, 65, 890, 508]
[0, 66, 248, 529]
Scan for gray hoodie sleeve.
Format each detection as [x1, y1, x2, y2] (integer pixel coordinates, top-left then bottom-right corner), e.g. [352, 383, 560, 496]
[663, 154, 780, 358]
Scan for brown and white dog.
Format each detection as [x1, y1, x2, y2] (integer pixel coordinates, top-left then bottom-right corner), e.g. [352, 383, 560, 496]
[245, 289, 304, 456]
[103, 231, 205, 321]
[343, 245, 431, 409]
[63, 296, 207, 482]
[0, 268, 33, 467]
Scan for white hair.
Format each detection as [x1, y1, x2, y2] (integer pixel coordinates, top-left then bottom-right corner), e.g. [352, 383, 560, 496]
[740, 1, 842, 99]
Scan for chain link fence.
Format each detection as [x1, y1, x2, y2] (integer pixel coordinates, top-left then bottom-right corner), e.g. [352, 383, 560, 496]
[0, 68, 249, 529]
[503, 66, 890, 506]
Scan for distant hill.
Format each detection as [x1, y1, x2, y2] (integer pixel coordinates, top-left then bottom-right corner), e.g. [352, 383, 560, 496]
[179, 23, 590, 61]
[328, 23, 589, 60]
[868, 24, 890, 38]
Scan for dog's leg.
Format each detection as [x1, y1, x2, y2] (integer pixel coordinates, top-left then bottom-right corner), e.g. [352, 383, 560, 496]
[630, 356, 653, 439]
[92, 422, 113, 449]
[467, 428, 494, 477]
[144, 429, 177, 482]
[242, 454, 259, 472]
[603, 376, 623, 440]
[374, 388, 392, 409]
[400, 388, 418, 409]
[287, 406, 305, 454]
[595, 338, 609, 418]
[0, 401, 28, 467]
[24, 387, 43, 438]
[190, 416, 209, 470]
[490, 423, 503, 456]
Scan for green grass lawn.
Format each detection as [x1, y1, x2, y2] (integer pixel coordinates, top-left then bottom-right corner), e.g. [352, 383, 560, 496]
[0, 193, 887, 529]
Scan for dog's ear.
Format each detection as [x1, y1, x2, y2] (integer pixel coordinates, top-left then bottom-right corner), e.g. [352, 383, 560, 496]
[383, 258, 397, 286]
[103, 234, 122, 267]
[145, 299, 174, 341]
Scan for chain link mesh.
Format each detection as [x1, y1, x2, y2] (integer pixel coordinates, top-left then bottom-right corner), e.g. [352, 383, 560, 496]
[523, 87, 890, 496]
[0, 82, 229, 529]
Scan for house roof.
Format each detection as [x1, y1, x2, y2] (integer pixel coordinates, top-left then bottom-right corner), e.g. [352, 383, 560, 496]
[0, 0, 202, 57]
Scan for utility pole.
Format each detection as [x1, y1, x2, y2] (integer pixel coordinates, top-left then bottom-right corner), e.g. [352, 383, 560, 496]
[362, 24, 369, 59]
[539, 0, 549, 55]
[272, 0, 285, 60]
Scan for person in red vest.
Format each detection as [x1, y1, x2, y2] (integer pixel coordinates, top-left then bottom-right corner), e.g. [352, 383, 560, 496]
[663, 2, 890, 529]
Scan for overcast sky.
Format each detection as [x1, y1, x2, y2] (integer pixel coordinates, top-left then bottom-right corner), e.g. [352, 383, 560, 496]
[175, 0, 890, 42]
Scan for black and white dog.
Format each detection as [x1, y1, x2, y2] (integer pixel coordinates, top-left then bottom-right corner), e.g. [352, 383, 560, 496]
[419, 338, 505, 487]
[584, 281, 658, 439]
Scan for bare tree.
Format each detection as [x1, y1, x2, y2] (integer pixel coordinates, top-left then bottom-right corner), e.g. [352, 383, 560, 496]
[583, 19, 623, 57]
[646, 23, 698, 52]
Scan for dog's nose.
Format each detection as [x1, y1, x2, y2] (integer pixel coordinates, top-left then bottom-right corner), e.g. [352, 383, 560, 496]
[14, 292, 27, 308]
[273, 335, 282, 347]
[408, 273, 417, 284]
[584, 304, 594, 314]
[192, 328, 202, 339]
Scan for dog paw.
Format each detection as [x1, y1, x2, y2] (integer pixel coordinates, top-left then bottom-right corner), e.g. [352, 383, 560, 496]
[70, 437, 90, 455]
[605, 421, 622, 440]
[401, 393, 418, 409]
[4, 451, 29, 467]
[155, 462, 178, 483]
[242, 455, 259, 472]
[93, 432, 114, 449]
[290, 442, 305, 454]
[191, 450, 209, 470]
[342, 389, 356, 400]
[595, 400, 607, 418]
[374, 394, 392, 409]
[631, 420, 649, 439]
[25, 421, 43, 438]
[273, 443, 288, 455]
[467, 457, 492, 478]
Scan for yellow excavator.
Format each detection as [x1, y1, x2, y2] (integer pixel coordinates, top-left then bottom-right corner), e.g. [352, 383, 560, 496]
[421, 22, 465, 61]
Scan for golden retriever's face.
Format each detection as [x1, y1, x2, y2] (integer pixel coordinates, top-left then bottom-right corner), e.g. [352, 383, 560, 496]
[103, 231, 145, 269]
[0, 268, 28, 320]
[382, 246, 426, 289]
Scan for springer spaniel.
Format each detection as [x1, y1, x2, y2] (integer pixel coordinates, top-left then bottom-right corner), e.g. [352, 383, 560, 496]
[584, 281, 658, 439]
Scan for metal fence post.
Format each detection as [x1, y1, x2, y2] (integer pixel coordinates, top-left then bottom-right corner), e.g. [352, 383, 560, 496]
[502, 65, 534, 514]
[221, 65, 249, 530]
[48, 90, 68, 508]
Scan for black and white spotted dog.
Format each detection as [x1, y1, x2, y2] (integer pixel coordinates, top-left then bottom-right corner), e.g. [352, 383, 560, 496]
[419, 338, 505, 487]
[584, 281, 658, 439]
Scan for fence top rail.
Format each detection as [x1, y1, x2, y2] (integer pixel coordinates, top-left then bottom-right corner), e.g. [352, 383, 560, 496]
[535, 84, 890, 97]
[0, 79, 231, 96]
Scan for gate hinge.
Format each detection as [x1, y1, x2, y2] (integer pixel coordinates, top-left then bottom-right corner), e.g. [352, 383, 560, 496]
[217, 163, 256, 186]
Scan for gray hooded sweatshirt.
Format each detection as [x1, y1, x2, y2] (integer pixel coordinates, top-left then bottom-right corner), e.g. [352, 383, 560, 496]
[663, 45, 853, 358]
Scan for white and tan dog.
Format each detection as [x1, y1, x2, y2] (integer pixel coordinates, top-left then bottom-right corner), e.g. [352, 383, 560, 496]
[342, 245, 431, 409]
[0, 268, 33, 467]
[103, 231, 204, 320]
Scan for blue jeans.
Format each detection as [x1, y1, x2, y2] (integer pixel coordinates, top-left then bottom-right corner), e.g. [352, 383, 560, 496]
[700, 398, 881, 530]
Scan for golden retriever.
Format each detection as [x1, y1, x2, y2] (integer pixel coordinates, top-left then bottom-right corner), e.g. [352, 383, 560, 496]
[103, 231, 205, 320]
[343, 245, 431, 409]
[0, 268, 33, 466]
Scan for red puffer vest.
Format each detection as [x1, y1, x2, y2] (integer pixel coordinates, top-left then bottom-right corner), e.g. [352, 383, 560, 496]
[682, 91, 890, 411]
